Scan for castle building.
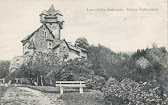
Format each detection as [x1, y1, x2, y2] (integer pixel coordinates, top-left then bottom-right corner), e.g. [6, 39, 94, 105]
[21, 5, 88, 60]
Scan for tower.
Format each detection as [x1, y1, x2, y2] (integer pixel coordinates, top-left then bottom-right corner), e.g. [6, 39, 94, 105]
[40, 5, 64, 40]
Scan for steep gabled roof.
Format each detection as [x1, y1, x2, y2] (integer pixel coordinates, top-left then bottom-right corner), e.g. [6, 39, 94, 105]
[21, 25, 43, 43]
[21, 24, 55, 43]
[53, 39, 87, 53]
[48, 4, 56, 13]
[53, 39, 64, 49]
[40, 5, 63, 16]
[77, 46, 88, 52]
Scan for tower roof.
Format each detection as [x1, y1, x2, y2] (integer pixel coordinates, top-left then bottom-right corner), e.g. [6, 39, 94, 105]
[48, 4, 56, 13]
[40, 4, 63, 16]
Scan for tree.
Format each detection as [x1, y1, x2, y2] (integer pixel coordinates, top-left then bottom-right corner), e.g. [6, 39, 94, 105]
[0, 61, 10, 78]
[152, 42, 158, 48]
[75, 37, 89, 50]
[6, 52, 61, 85]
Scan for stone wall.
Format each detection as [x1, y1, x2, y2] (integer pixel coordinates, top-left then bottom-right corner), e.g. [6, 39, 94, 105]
[34, 25, 54, 52]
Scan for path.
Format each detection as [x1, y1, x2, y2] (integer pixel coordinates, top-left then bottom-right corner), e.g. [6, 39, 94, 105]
[0, 87, 65, 105]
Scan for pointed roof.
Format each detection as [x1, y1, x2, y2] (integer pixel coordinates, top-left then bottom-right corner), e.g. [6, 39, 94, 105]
[40, 5, 63, 16]
[48, 4, 56, 13]
[21, 25, 43, 43]
[52, 39, 88, 52]
[21, 25, 55, 43]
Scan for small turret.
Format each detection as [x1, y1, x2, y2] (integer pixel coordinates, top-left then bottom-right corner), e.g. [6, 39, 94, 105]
[40, 5, 64, 40]
[40, 4, 63, 24]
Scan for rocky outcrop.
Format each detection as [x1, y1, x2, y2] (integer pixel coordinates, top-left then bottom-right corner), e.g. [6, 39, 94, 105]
[9, 56, 25, 73]
[136, 57, 151, 69]
[9, 51, 60, 73]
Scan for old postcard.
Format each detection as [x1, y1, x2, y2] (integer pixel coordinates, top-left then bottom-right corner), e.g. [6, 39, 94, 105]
[0, 0, 167, 105]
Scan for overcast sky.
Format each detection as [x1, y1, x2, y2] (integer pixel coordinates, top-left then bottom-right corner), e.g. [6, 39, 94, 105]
[0, 0, 167, 60]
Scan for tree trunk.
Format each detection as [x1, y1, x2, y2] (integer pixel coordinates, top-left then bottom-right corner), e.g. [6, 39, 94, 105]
[41, 75, 43, 86]
[37, 74, 39, 85]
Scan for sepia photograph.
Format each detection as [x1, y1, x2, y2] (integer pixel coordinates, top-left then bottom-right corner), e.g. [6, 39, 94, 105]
[0, 0, 167, 105]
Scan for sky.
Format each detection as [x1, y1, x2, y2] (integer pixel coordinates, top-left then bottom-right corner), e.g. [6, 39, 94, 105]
[0, 0, 167, 60]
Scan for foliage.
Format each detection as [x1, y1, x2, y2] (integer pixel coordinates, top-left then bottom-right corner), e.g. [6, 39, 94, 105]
[0, 60, 10, 78]
[5, 52, 61, 85]
[3, 38, 168, 104]
[88, 44, 168, 92]
[75, 37, 89, 50]
[88, 45, 133, 80]
[5, 69, 27, 83]
[0, 86, 8, 100]
[103, 78, 166, 105]
[58, 59, 94, 81]
[59, 90, 104, 105]
[88, 45, 168, 103]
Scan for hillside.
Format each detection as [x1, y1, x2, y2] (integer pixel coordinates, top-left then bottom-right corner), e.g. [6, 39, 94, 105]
[1, 43, 168, 104]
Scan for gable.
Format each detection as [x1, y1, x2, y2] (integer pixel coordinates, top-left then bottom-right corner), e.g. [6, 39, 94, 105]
[21, 24, 55, 43]
[21, 25, 43, 43]
[53, 39, 85, 53]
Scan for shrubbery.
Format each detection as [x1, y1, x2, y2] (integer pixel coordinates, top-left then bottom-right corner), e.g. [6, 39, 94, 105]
[3, 39, 168, 104]
[103, 78, 167, 105]
[0, 61, 10, 78]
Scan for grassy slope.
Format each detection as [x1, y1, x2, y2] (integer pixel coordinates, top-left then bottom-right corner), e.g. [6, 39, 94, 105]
[29, 86, 104, 105]
[28, 86, 60, 93]
[0, 86, 8, 100]
[59, 90, 104, 105]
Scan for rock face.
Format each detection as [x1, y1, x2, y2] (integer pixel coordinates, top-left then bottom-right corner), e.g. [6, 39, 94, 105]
[9, 56, 25, 73]
[146, 47, 168, 68]
[9, 51, 60, 73]
[136, 57, 151, 69]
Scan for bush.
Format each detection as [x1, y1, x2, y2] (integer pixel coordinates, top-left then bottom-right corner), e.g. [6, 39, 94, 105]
[103, 78, 165, 105]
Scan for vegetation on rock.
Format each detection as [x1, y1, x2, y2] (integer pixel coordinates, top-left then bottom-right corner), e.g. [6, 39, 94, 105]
[2, 38, 168, 105]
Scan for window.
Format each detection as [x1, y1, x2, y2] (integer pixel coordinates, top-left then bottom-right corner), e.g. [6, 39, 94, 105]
[49, 43, 51, 46]
[48, 42, 52, 49]
[44, 32, 47, 37]
[16, 59, 20, 62]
